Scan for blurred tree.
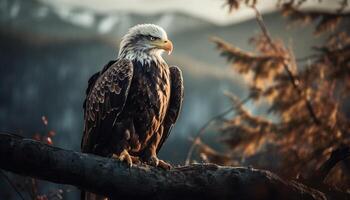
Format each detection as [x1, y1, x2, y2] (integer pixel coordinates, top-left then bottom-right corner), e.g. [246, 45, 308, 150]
[193, 0, 350, 191]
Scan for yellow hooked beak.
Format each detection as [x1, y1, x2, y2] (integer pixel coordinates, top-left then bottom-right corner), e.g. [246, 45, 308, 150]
[152, 39, 173, 55]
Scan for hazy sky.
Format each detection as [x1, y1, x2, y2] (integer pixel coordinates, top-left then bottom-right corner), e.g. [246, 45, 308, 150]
[39, 0, 346, 26]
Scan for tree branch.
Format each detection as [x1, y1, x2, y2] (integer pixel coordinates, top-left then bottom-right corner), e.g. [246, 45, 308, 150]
[0, 133, 330, 200]
[185, 95, 251, 165]
[184, 107, 234, 165]
[253, 7, 321, 125]
[0, 170, 26, 200]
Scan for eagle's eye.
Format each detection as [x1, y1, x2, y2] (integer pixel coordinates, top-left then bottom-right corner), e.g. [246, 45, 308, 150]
[149, 36, 157, 41]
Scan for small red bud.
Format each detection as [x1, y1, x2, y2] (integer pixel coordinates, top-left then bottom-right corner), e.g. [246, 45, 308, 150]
[46, 137, 53, 145]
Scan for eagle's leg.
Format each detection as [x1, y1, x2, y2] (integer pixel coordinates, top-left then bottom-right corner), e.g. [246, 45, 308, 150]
[112, 121, 141, 167]
[142, 126, 172, 170]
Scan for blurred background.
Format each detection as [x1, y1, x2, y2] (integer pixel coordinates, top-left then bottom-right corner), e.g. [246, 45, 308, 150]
[0, 0, 347, 199]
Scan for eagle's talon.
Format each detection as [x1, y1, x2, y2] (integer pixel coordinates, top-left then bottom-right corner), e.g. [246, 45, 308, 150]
[145, 155, 172, 170]
[158, 159, 172, 170]
[131, 156, 141, 165]
[147, 156, 159, 167]
[112, 150, 134, 167]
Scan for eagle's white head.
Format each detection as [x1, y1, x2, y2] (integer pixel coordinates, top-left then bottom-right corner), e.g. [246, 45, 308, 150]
[118, 24, 173, 64]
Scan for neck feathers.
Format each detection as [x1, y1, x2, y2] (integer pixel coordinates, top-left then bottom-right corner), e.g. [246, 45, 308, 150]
[118, 48, 164, 66]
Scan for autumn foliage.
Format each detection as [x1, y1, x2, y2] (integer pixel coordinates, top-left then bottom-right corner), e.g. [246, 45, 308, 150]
[195, 0, 350, 191]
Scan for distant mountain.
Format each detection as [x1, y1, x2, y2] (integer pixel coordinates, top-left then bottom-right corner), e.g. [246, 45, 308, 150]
[0, 0, 214, 40]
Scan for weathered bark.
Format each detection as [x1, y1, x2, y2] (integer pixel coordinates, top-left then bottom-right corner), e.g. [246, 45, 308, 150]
[0, 133, 327, 200]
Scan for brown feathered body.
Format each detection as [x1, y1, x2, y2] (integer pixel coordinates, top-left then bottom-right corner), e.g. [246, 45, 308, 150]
[82, 58, 183, 158]
[120, 60, 170, 156]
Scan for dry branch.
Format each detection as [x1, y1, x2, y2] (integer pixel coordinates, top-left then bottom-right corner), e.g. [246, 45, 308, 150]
[252, 7, 321, 125]
[0, 133, 328, 200]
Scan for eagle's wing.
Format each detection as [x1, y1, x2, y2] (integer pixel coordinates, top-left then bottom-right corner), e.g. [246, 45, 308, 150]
[82, 60, 116, 112]
[157, 66, 184, 153]
[81, 59, 133, 153]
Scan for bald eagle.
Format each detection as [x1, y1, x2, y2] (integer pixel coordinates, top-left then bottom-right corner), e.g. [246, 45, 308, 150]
[81, 24, 183, 199]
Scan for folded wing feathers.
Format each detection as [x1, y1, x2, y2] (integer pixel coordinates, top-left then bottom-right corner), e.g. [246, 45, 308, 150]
[84, 59, 133, 137]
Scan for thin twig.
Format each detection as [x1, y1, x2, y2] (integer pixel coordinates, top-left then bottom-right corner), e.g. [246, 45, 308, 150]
[185, 96, 250, 165]
[30, 178, 38, 200]
[0, 170, 27, 200]
[252, 6, 321, 125]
